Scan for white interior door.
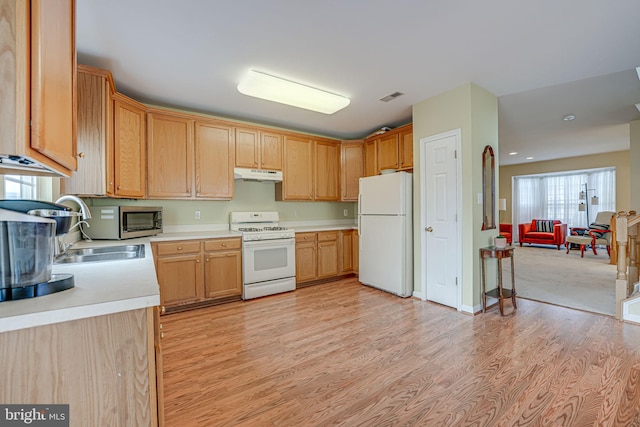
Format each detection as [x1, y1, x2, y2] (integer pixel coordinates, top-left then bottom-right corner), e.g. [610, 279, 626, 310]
[423, 132, 459, 308]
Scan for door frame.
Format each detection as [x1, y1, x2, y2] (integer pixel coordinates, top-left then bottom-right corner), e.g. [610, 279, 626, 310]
[418, 129, 463, 310]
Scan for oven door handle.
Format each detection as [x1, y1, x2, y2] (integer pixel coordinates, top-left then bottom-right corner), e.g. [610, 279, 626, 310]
[243, 238, 295, 248]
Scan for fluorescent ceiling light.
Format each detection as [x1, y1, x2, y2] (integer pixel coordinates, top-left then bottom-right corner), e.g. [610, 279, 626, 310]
[635, 102, 640, 113]
[237, 70, 350, 114]
[636, 66, 640, 81]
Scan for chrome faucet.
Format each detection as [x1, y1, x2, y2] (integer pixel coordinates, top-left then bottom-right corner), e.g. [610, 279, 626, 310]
[55, 195, 92, 220]
[54, 195, 92, 256]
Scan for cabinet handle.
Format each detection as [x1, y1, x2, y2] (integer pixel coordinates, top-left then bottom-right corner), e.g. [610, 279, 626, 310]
[221, 243, 226, 247]
[161, 306, 166, 314]
[117, 185, 122, 190]
[77, 152, 85, 158]
[205, 258, 209, 262]
[160, 332, 164, 339]
[177, 246, 182, 250]
[196, 259, 200, 263]
[159, 323, 163, 330]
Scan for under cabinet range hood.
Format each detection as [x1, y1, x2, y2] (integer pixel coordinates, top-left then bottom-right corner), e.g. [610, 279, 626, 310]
[233, 167, 282, 182]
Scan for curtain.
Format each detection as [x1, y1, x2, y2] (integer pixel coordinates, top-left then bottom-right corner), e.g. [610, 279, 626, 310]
[513, 168, 616, 241]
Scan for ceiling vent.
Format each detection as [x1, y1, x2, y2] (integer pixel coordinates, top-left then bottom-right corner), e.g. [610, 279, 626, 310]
[379, 92, 404, 102]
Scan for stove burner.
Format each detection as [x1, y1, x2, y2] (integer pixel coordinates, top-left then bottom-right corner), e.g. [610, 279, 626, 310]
[263, 226, 288, 231]
[238, 227, 262, 232]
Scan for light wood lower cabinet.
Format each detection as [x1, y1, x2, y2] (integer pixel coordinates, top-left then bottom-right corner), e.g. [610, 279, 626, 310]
[152, 237, 242, 310]
[0, 307, 160, 426]
[203, 239, 242, 299]
[296, 230, 357, 284]
[295, 233, 317, 283]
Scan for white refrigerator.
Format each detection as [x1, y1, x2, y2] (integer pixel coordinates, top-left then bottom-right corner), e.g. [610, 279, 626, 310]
[358, 171, 413, 297]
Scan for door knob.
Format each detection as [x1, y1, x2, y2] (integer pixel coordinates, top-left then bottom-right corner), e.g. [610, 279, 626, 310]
[426, 227, 433, 232]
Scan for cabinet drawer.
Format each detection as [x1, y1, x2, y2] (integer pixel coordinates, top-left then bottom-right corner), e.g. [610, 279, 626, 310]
[296, 232, 317, 243]
[317, 231, 338, 242]
[154, 240, 201, 256]
[203, 238, 242, 252]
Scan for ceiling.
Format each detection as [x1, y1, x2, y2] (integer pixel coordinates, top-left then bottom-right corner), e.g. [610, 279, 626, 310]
[76, 0, 640, 166]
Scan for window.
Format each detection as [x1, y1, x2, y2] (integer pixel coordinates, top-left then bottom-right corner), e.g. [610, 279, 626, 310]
[1, 175, 53, 200]
[513, 168, 616, 230]
[3, 175, 36, 199]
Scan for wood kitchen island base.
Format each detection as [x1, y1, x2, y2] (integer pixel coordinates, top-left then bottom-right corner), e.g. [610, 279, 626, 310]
[0, 308, 160, 426]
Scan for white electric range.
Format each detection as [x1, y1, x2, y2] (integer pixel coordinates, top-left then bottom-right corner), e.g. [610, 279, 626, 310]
[230, 212, 296, 300]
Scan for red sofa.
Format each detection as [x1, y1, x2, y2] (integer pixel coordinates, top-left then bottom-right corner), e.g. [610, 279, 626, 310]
[518, 219, 567, 250]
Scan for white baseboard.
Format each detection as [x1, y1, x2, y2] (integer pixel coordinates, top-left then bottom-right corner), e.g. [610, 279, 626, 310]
[412, 290, 425, 300]
[623, 298, 640, 324]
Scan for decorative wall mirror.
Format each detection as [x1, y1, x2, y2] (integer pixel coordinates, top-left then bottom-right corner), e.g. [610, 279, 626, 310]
[482, 145, 496, 230]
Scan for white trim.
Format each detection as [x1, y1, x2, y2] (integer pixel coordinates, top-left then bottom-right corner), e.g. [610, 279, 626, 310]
[623, 298, 640, 323]
[412, 290, 425, 299]
[419, 129, 463, 311]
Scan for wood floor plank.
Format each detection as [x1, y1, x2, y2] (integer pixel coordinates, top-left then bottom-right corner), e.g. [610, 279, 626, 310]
[161, 278, 640, 426]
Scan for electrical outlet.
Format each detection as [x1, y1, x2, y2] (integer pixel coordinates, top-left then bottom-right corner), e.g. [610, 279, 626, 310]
[195, 210, 201, 220]
[343, 209, 348, 217]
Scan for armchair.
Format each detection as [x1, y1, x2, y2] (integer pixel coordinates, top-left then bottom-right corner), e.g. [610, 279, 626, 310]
[565, 211, 615, 258]
[499, 224, 512, 245]
[518, 219, 567, 250]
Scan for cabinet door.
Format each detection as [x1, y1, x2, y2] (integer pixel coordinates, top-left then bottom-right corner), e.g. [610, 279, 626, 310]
[377, 133, 399, 172]
[194, 120, 234, 199]
[353, 231, 359, 274]
[203, 250, 242, 298]
[341, 142, 363, 201]
[147, 111, 193, 198]
[260, 131, 283, 170]
[315, 140, 340, 201]
[317, 240, 339, 278]
[398, 125, 413, 170]
[277, 136, 314, 201]
[340, 230, 353, 273]
[61, 66, 113, 196]
[295, 242, 317, 283]
[30, 0, 77, 172]
[113, 94, 147, 198]
[235, 127, 259, 169]
[156, 254, 202, 307]
[363, 140, 377, 177]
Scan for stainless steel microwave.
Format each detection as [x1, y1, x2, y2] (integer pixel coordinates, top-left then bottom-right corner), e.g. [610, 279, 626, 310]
[84, 206, 162, 239]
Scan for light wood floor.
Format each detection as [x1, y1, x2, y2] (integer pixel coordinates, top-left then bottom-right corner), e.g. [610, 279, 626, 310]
[161, 277, 640, 426]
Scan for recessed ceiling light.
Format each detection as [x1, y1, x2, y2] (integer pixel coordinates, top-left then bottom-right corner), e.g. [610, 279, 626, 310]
[509, 152, 518, 156]
[237, 70, 350, 114]
[563, 114, 576, 121]
[526, 156, 534, 160]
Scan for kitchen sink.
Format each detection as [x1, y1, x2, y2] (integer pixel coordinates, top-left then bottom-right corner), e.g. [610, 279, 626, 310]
[54, 244, 145, 264]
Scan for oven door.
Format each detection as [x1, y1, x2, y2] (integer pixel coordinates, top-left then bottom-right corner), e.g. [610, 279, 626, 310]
[242, 238, 295, 285]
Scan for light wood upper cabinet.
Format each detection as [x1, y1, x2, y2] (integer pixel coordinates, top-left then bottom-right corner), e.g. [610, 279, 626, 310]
[61, 65, 115, 196]
[0, 0, 76, 176]
[147, 110, 194, 198]
[315, 139, 340, 201]
[113, 93, 147, 198]
[341, 141, 363, 201]
[363, 139, 377, 177]
[377, 133, 399, 172]
[235, 127, 283, 171]
[194, 120, 234, 199]
[398, 124, 413, 170]
[276, 135, 314, 201]
[364, 124, 413, 176]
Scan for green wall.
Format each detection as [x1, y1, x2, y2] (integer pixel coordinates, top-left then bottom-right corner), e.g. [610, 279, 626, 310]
[85, 180, 356, 226]
[413, 83, 498, 312]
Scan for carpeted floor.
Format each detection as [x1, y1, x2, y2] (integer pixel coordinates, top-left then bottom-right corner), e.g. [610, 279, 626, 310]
[504, 244, 616, 316]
